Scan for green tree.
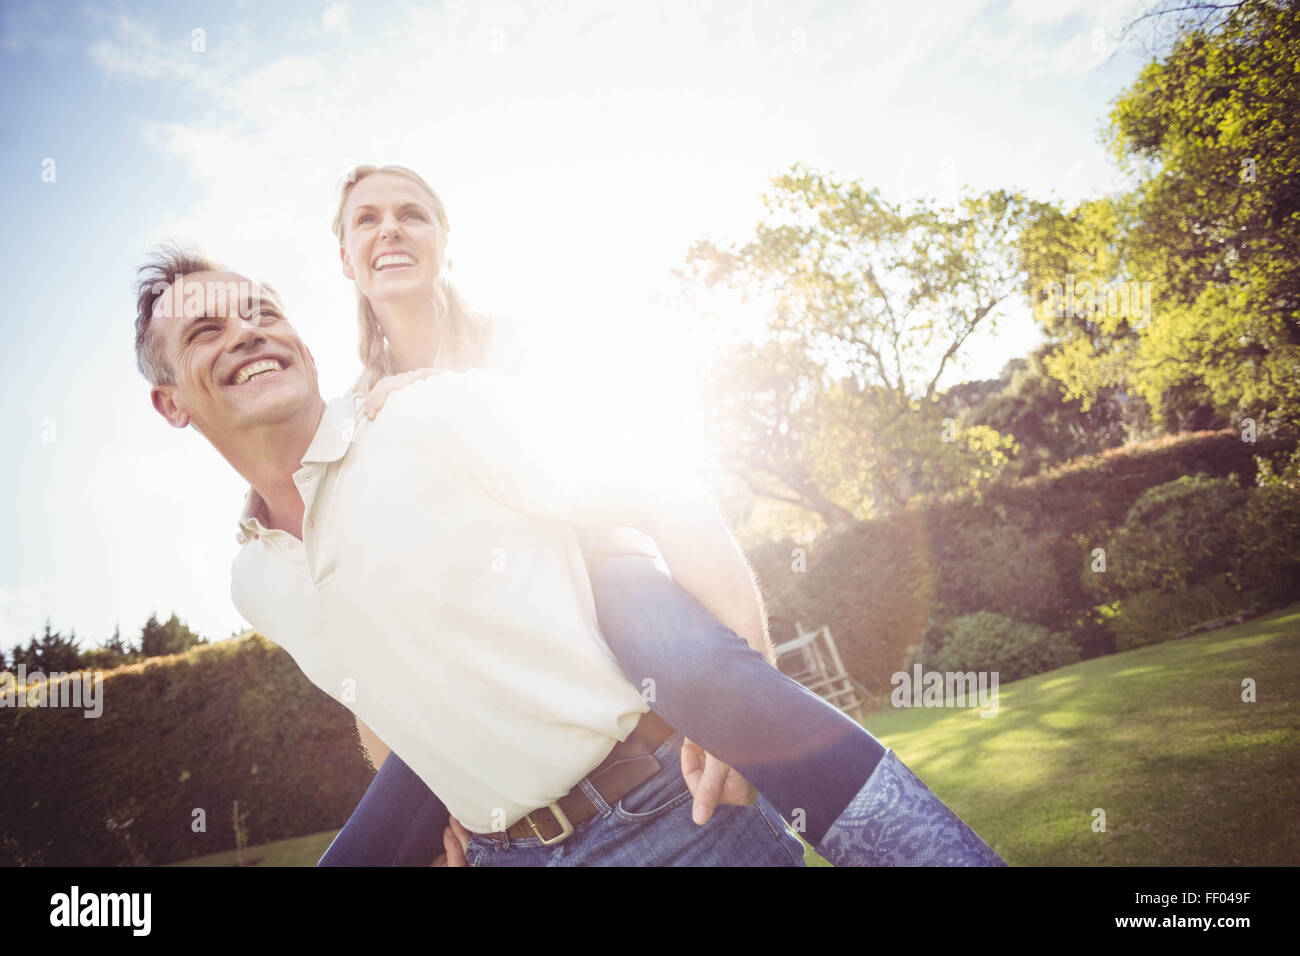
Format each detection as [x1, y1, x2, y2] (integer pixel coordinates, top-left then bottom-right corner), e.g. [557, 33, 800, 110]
[1040, 0, 1300, 428]
[138, 613, 207, 658]
[956, 345, 1154, 476]
[681, 165, 1028, 530]
[78, 624, 141, 671]
[4, 621, 84, 673]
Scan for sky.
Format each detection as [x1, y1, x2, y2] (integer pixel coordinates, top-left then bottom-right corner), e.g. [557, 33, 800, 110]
[0, 0, 1155, 651]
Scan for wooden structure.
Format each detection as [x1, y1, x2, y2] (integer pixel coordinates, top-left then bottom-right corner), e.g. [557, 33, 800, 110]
[772, 621, 872, 722]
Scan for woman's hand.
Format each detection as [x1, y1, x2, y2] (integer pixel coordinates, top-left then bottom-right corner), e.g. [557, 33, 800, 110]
[681, 737, 758, 825]
[363, 368, 440, 420]
[429, 815, 473, 867]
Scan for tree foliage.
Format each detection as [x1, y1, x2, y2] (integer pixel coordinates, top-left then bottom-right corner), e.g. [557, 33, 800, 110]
[954, 344, 1151, 477]
[1032, 0, 1300, 428]
[4, 613, 204, 674]
[139, 612, 207, 659]
[682, 164, 1031, 529]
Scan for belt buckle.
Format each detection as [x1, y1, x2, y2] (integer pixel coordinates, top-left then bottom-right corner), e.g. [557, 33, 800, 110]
[527, 802, 575, 845]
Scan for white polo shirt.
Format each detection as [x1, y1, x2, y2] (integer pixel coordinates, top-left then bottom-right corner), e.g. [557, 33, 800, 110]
[230, 370, 650, 833]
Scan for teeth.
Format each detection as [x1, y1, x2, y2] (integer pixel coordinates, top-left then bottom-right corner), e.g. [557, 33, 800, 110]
[234, 359, 284, 385]
[374, 254, 416, 270]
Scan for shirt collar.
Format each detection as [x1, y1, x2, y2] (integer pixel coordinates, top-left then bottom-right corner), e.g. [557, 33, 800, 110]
[235, 391, 362, 545]
[301, 391, 362, 465]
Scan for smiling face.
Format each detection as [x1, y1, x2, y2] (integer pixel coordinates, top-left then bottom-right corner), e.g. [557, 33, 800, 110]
[148, 270, 319, 447]
[338, 172, 447, 307]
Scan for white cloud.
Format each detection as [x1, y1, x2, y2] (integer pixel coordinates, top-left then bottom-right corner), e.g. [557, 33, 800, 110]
[88, 16, 188, 78]
[322, 3, 348, 32]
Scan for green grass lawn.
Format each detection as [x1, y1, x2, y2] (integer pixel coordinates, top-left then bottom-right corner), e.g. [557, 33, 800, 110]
[855, 602, 1300, 866]
[171, 603, 1300, 866]
[169, 830, 339, 867]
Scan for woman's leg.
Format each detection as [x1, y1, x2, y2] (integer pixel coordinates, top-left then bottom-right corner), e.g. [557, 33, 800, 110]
[317, 752, 449, 866]
[588, 554, 1006, 866]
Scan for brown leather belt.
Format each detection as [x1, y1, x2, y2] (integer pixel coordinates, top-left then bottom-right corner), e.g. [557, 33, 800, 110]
[483, 710, 675, 845]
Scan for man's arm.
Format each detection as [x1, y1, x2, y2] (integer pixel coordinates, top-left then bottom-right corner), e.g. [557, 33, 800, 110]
[355, 716, 391, 771]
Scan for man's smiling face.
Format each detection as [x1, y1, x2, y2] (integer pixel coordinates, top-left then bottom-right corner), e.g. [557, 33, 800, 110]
[149, 270, 319, 443]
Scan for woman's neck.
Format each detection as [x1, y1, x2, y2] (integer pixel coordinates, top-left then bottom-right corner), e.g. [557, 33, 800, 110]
[373, 294, 441, 373]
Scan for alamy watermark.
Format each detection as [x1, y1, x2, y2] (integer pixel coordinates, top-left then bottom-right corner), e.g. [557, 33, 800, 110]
[890, 665, 999, 717]
[1, 666, 103, 718]
[1042, 275, 1153, 328]
[592, 404, 709, 453]
[150, 275, 276, 323]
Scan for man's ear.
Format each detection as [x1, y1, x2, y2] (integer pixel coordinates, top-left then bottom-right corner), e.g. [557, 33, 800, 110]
[340, 245, 355, 280]
[151, 385, 191, 429]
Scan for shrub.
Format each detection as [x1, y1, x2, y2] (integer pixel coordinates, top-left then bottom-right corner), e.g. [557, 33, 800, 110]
[1083, 461, 1300, 647]
[928, 515, 1079, 631]
[1231, 447, 1300, 605]
[1101, 577, 1250, 651]
[929, 611, 1080, 683]
[1101, 474, 1249, 595]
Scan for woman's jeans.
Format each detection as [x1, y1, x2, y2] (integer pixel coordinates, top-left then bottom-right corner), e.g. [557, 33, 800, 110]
[320, 555, 1003, 866]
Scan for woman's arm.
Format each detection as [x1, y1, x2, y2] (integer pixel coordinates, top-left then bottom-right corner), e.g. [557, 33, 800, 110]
[573, 482, 777, 666]
[637, 497, 775, 665]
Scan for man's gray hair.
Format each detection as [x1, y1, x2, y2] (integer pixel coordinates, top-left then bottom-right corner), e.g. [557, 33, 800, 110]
[133, 244, 227, 387]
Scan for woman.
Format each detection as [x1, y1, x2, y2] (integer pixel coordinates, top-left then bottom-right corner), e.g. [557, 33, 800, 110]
[318, 164, 1005, 867]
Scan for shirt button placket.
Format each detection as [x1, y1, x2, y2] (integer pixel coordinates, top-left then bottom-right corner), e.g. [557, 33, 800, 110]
[295, 468, 320, 533]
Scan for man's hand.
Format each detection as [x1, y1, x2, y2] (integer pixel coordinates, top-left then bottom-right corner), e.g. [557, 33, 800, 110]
[426, 752, 754, 861]
[363, 368, 440, 420]
[429, 815, 472, 867]
[681, 737, 757, 825]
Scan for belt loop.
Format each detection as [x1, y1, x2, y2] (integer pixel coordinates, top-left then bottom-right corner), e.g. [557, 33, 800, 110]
[577, 776, 614, 818]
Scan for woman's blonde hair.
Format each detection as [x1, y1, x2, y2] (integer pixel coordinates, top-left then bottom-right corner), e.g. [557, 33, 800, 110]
[332, 164, 492, 393]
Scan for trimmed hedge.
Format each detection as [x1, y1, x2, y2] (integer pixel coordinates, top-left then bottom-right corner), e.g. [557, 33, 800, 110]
[762, 429, 1296, 694]
[0, 634, 373, 866]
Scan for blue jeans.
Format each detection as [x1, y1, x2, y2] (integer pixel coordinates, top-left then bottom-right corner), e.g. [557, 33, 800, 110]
[463, 728, 806, 866]
[319, 747, 450, 868]
[586, 555, 886, 844]
[320, 555, 1001, 865]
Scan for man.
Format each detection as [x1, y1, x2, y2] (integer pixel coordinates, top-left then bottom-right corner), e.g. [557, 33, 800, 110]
[136, 246, 806, 867]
